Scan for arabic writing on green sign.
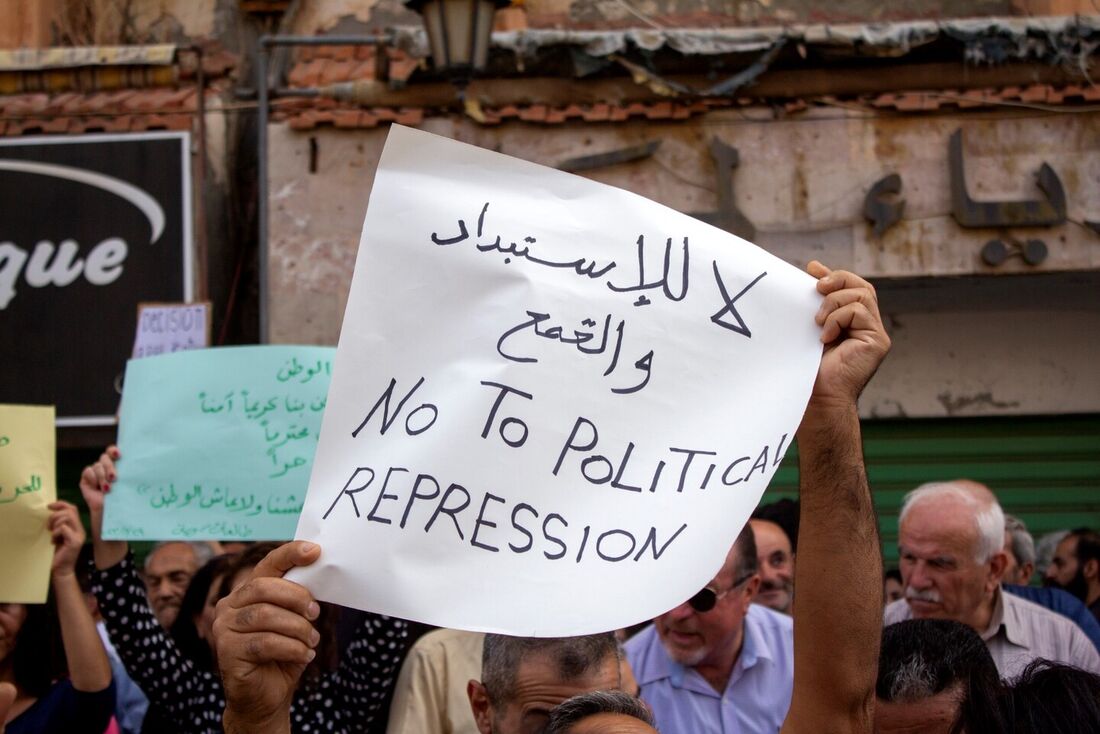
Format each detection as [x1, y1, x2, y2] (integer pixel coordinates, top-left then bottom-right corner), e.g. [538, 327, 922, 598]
[196, 385, 327, 479]
[140, 482, 303, 516]
[102, 346, 335, 541]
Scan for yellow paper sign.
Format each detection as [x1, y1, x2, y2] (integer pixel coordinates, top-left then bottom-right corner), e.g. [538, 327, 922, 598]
[0, 404, 57, 603]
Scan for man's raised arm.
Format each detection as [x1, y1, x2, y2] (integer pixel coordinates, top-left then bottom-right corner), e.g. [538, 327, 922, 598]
[782, 262, 890, 734]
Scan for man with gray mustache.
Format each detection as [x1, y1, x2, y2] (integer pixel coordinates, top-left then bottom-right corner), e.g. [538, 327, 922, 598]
[883, 480, 1100, 678]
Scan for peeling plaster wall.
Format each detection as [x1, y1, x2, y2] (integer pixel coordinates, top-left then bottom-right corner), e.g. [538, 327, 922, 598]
[266, 111, 1100, 417]
[288, 0, 418, 34]
[268, 128, 387, 344]
[129, 0, 219, 40]
[862, 309, 1100, 419]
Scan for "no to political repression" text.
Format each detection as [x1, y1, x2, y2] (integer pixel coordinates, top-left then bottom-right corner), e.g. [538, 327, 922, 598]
[321, 376, 787, 564]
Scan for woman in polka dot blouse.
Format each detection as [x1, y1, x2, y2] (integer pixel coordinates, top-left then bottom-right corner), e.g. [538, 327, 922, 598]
[79, 446, 410, 733]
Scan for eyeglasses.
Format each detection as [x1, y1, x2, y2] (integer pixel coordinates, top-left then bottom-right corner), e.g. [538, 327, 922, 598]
[687, 571, 755, 613]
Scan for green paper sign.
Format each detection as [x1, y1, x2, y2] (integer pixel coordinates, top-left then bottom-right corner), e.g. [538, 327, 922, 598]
[103, 345, 334, 540]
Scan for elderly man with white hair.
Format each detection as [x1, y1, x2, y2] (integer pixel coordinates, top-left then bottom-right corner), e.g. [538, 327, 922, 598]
[884, 479, 1100, 678]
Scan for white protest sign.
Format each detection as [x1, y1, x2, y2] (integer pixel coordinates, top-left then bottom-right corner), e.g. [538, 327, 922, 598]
[290, 125, 823, 636]
[132, 302, 210, 359]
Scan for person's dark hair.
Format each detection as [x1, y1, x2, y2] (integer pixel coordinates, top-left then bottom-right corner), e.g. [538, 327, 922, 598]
[1068, 528, 1100, 567]
[545, 690, 654, 733]
[1003, 660, 1100, 733]
[752, 498, 799, 552]
[217, 542, 339, 682]
[878, 620, 1004, 733]
[217, 542, 282, 599]
[76, 544, 95, 595]
[884, 568, 902, 584]
[7, 596, 67, 699]
[169, 554, 235, 670]
[733, 523, 758, 579]
[481, 633, 619, 704]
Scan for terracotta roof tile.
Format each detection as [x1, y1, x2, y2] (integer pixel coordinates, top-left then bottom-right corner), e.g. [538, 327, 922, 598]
[518, 104, 548, 121]
[267, 79, 1094, 132]
[288, 62, 314, 88]
[395, 108, 423, 125]
[38, 116, 70, 133]
[645, 101, 673, 119]
[582, 103, 611, 121]
[0, 84, 207, 137]
[294, 59, 329, 87]
[332, 109, 362, 128]
[954, 89, 989, 107]
[387, 56, 420, 83]
[6, 94, 50, 114]
[320, 59, 357, 85]
[287, 110, 319, 130]
[1019, 84, 1050, 102]
[130, 112, 190, 131]
[286, 48, 420, 87]
[330, 45, 356, 62]
[101, 115, 134, 132]
[349, 59, 376, 81]
[124, 88, 176, 111]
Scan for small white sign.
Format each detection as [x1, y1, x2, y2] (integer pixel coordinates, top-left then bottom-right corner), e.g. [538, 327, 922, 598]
[290, 126, 823, 636]
[132, 301, 210, 359]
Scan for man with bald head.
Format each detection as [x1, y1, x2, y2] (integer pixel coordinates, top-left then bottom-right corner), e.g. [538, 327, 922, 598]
[749, 517, 795, 614]
[884, 479, 1100, 677]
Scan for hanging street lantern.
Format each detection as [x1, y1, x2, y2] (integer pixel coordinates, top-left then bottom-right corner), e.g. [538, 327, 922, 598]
[404, 0, 511, 87]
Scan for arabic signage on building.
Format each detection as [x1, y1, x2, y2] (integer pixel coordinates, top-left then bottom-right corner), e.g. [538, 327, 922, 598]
[0, 133, 192, 426]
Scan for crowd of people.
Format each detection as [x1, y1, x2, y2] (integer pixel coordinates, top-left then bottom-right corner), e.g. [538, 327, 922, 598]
[3, 264, 1100, 733]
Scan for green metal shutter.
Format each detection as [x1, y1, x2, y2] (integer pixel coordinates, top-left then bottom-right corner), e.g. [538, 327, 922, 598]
[763, 414, 1100, 568]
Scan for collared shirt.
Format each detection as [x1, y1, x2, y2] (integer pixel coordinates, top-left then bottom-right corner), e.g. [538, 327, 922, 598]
[386, 629, 484, 734]
[884, 587, 1100, 679]
[625, 605, 794, 734]
[1004, 584, 1100, 652]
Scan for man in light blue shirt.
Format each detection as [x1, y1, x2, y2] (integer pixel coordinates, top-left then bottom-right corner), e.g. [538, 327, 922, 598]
[625, 525, 794, 734]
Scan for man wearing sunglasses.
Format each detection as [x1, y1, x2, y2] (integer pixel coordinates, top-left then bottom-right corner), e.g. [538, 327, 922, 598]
[624, 524, 794, 734]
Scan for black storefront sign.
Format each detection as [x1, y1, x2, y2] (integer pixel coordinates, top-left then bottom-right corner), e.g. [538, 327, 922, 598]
[0, 132, 192, 425]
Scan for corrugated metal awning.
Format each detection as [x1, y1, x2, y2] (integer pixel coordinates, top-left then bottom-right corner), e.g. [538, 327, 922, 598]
[479, 14, 1099, 59]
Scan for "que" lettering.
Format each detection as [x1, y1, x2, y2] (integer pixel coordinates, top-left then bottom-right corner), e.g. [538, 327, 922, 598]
[0, 237, 128, 309]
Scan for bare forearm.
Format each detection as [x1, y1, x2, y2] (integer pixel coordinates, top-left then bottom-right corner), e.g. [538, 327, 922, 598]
[52, 572, 112, 692]
[785, 402, 880, 733]
[89, 509, 127, 570]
